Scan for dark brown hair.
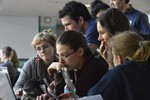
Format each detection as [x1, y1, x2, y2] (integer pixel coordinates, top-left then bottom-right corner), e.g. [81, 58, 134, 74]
[97, 8, 130, 36]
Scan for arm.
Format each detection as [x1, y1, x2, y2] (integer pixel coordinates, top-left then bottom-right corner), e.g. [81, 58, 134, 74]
[138, 14, 150, 36]
[13, 58, 33, 94]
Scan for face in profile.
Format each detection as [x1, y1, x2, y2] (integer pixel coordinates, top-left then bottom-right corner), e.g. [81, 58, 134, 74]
[0, 49, 4, 62]
[61, 15, 83, 32]
[97, 22, 110, 44]
[35, 41, 55, 63]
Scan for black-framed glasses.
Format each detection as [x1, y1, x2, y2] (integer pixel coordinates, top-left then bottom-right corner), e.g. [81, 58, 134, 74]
[59, 51, 75, 60]
[36, 44, 50, 51]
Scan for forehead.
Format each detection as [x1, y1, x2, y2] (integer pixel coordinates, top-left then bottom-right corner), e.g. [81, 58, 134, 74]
[56, 44, 71, 54]
[61, 15, 76, 25]
[35, 41, 50, 47]
[97, 22, 103, 32]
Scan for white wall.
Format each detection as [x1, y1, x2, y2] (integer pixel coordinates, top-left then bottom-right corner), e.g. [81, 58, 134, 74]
[0, 16, 38, 59]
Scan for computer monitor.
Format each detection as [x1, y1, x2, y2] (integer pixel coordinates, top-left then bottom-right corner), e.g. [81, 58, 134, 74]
[0, 69, 16, 100]
[0, 67, 11, 85]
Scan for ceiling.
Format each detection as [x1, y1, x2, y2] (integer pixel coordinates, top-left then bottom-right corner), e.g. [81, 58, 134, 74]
[0, 0, 150, 17]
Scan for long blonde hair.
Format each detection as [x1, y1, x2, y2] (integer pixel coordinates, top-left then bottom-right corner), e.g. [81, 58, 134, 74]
[110, 31, 150, 62]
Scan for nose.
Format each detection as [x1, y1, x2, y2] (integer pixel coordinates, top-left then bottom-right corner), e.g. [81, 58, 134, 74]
[40, 47, 45, 52]
[59, 57, 66, 64]
[64, 26, 69, 31]
[98, 33, 103, 41]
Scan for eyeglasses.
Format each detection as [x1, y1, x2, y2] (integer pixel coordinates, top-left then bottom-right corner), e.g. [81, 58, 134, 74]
[36, 44, 50, 51]
[58, 51, 75, 60]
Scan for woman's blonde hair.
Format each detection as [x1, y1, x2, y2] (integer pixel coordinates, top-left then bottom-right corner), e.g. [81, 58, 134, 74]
[31, 29, 56, 49]
[110, 31, 150, 62]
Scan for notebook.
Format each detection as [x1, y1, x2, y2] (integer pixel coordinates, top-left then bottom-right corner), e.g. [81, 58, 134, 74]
[79, 94, 103, 100]
[0, 69, 16, 100]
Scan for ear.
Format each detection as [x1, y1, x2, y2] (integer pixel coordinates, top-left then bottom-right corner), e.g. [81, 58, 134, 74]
[77, 47, 84, 56]
[78, 16, 84, 25]
[117, 55, 124, 64]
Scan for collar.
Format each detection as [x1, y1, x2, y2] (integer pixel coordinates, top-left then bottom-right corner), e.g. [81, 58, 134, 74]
[124, 4, 134, 14]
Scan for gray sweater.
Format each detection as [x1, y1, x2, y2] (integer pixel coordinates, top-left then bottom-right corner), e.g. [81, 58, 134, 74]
[13, 56, 52, 94]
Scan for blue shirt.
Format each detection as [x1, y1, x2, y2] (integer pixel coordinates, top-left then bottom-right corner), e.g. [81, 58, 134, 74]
[88, 60, 150, 100]
[86, 18, 100, 46]
[125, 5, 150, 39]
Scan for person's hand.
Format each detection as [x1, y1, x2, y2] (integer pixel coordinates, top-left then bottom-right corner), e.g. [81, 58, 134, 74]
[36, 93, 51, 100]
[15, 88, 23, 96]
[99, 41, 114, 68]
[99, 41, 108, 60]
[47, 62, 65, 75]
[47, 81, 55, 92]
[58, 92, 73, 100]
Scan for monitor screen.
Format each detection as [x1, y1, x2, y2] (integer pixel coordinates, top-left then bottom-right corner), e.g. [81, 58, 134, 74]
[0, 71, 16, 100]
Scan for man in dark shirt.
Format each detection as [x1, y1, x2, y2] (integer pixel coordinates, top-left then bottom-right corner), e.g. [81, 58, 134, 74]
[110, 0, 150, 40]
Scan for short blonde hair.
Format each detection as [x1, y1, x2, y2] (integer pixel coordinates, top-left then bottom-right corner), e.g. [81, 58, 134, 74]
[31, 29, 56, 49]
[110, 31, 150, 62]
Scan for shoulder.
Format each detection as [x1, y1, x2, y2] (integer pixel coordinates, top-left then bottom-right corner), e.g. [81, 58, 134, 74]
[22, 56, 38, 70]
[86, 18, 98, 38]
[0, 61, 11, 66]
[88, 64, 125, 95]
[90, 56, 108, 69]
[83, 56, 108, 73]
[87, 18, 97, 30]
[126, 6, 147, 18]
[24, 56, 38, 65]
[0, 62, 8, 66]
[89, 18, 97, 24]
[0, 61, 14, 70]
[100, 61, 133, 84]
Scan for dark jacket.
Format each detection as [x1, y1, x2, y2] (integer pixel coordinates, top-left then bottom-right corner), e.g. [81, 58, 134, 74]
[55, 54, 108, 97]
[88, 59, 150, 100]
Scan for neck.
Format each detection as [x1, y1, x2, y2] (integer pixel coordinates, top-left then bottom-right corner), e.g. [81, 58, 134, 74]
[76, 57, 86, 70]
[82, 21, 89, 34]
[45, 61, 52, 68]
[4, 59, 9, 63]
[122, 4, 130, 13]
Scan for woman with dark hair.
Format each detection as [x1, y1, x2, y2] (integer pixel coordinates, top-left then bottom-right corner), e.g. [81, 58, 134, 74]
[0, 46, 19, 87]
[36, 30, 108, 100]
[97, 8, 131, 69]
[49, 30, 108, 96]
